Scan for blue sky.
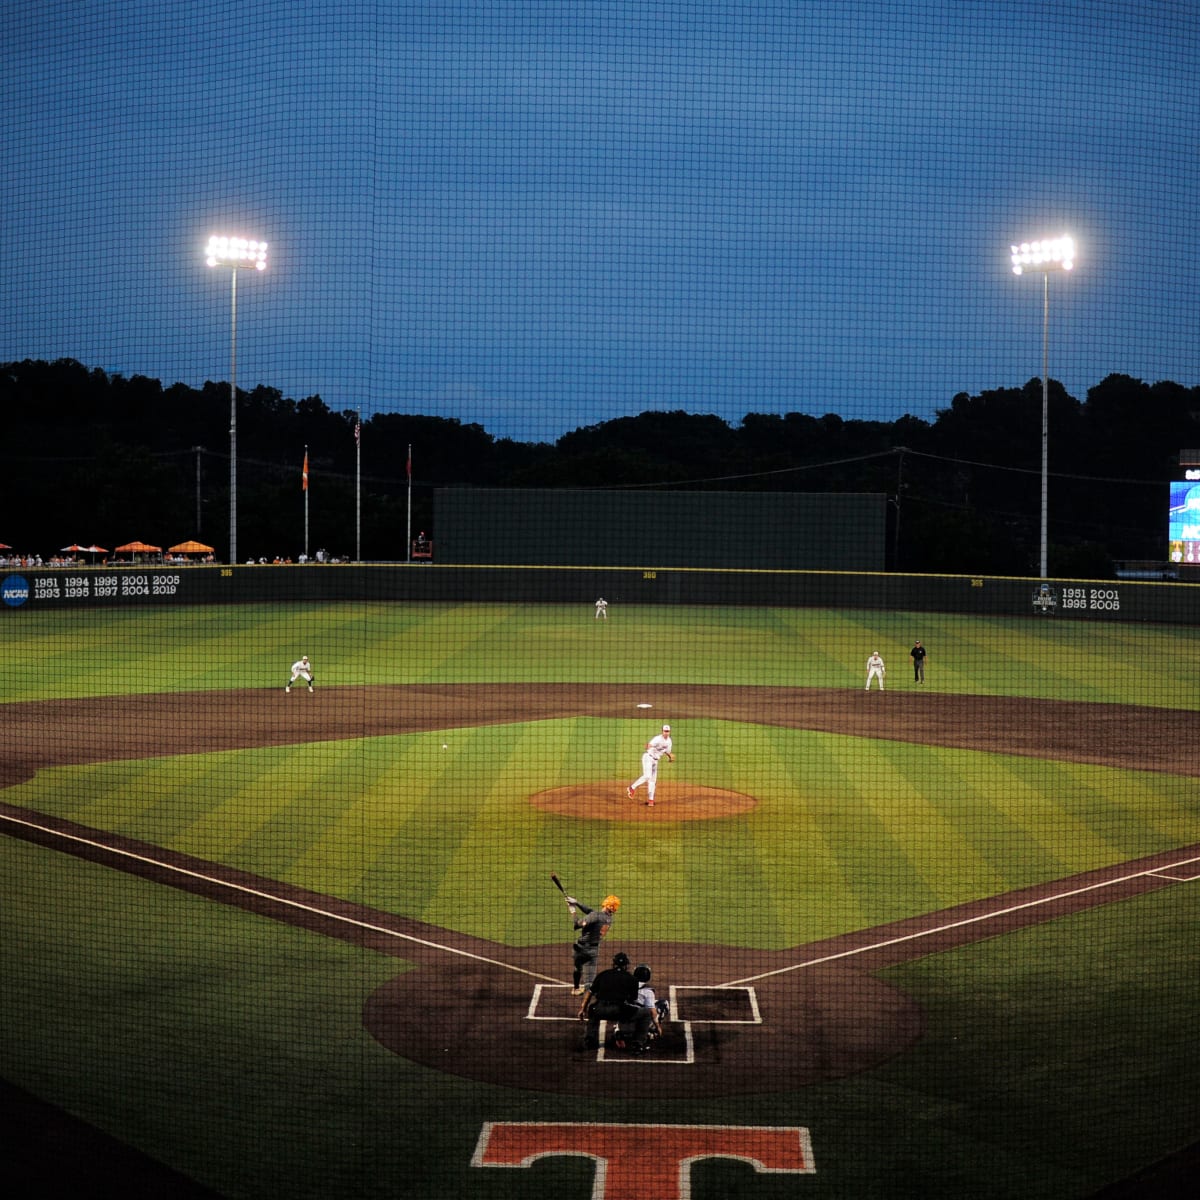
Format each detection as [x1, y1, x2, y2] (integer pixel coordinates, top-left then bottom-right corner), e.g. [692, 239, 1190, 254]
[3, 1, 1198, 443]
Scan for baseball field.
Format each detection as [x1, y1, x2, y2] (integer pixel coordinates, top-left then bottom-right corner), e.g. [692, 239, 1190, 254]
[2, 597, 1199, 1198]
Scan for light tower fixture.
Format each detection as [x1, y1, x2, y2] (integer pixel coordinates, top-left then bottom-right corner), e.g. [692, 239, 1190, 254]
[1010, 235, 1075, 276]
[1009, 232, 1076, 579]
[206, 235, 268, 564]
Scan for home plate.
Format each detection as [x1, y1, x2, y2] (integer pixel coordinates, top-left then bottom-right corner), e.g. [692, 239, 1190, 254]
[636, 703, 653, 708]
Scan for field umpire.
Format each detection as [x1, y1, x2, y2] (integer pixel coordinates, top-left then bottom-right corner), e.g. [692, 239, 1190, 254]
[910, 639, 927, 683]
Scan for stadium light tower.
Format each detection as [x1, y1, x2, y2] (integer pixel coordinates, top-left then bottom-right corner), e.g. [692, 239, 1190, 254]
[1010, 234, 1075, 579]
[206, 235, 268, 565]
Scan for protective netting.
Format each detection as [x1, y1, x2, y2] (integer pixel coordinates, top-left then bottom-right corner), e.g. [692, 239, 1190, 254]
[3, 2, 1198, 445]
[3, 4, 1200, 1198]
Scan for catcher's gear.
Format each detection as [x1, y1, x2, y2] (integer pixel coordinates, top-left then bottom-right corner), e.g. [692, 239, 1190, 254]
[655, 998, 670, 1022]
[634, 963, 652, 983]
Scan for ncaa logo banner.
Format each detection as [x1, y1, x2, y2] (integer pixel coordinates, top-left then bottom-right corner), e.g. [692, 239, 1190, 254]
[2, 575, 29, 607]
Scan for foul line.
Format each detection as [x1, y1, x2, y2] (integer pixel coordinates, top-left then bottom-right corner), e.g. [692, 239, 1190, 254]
[9, 802, 1198, 996]
[719, 851, 1200, 987]
[0, 808, 561, 985]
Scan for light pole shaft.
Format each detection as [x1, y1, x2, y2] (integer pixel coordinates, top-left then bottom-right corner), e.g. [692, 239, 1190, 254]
[1040, 271, 1049, 580]
[228, 272, 237, 566]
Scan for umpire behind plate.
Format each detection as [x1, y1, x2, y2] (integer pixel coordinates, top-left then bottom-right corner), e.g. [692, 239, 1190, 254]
[578, 952, 652, 1050]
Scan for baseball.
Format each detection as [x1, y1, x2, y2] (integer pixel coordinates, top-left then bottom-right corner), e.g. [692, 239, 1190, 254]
[442, 743, 448, 750]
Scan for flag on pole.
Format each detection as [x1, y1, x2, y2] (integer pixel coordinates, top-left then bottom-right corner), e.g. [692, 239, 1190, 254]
[354, 420, 361, 446]
[302, 450, 309, 491]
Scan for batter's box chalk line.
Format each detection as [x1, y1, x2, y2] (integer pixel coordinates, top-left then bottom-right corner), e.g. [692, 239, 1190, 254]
[595, 1020, 696, 1065]
[527, 984, 760, 1025]
[1149, 863, 1200, 882]
[527, 983, 764, 1065]
[669, 985, 763, 1025]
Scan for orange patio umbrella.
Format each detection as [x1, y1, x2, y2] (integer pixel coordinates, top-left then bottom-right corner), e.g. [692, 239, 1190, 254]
[168, 540, 214, 554]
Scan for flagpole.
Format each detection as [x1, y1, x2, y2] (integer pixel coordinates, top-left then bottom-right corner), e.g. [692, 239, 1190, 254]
[355, 413, 361, 562]
[303, 444, 309, 561]
[406, 443, 412, 563]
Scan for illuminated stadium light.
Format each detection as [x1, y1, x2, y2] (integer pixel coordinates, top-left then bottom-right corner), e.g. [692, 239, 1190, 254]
[205, 233, 269, 564]
[206, 235, 268, 270]
[1011, 235, 1075, 275]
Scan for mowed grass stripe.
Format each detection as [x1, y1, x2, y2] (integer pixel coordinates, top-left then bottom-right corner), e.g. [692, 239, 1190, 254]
[834, 738, 1006, 908]
[12, 757, 192, 826]
[921, 751, 1073, 890]
[745, 724, 871, 946]
[354, 733, 479, 908]
[423, 721, 564, 939]
[168, 747, 339, 861]
[283, 734, 449, 895]
[1116, 771, 1200, 844]
[707, 718, 848, 918]
[982, 757, 1133, 874]
[803, 732, 945, 924]
[1042, 760, 1199, 858]
[870, 741, 1011, 904]
[293, 601, 453, 686]
[385, 723, 528, 921]
[415, 604, 539, 682]
[220, 745, 369, 878]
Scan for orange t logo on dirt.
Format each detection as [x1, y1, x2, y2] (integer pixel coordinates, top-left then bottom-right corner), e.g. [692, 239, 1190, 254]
[472, 1121, 815, 1198]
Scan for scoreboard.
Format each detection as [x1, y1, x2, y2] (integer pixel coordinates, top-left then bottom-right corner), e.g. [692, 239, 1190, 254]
[1168, 477, 1200, 566]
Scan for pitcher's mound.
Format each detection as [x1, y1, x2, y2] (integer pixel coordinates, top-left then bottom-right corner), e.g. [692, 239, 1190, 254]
[530, 782, 757, 821]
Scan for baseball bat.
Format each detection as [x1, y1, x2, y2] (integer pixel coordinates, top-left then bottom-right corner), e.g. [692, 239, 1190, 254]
[551, 873, 576, 914]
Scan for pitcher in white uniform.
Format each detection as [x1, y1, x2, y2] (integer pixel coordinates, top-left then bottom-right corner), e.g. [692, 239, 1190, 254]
[628, 724, 674, 807]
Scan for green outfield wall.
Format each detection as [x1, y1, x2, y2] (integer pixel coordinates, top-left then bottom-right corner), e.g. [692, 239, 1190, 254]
[3, 564, 1198, 623]
[432, 488, 888, 569]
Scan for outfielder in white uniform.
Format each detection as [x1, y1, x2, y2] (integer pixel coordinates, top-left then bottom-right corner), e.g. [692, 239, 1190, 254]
[286, 655, 314, 693]
[594, 597, 608, 619]
[865, 651, 885, 691]
[628, 724, 674, 807]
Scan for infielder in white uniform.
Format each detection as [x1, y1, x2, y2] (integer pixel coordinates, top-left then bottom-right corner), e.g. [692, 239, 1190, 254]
[594, 597, 608, 619]
[286, 655, 314, 693]
[865, 651, 885, 691]
[628, 724, 674, 807]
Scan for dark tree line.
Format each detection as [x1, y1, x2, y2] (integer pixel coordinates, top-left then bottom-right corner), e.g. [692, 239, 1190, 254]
[1, 357, 1196, 574]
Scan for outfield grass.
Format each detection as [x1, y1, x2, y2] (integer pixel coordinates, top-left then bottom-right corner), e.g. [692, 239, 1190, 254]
[3, 600, 1200, 1197]
[6, 601, 1200, 706]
